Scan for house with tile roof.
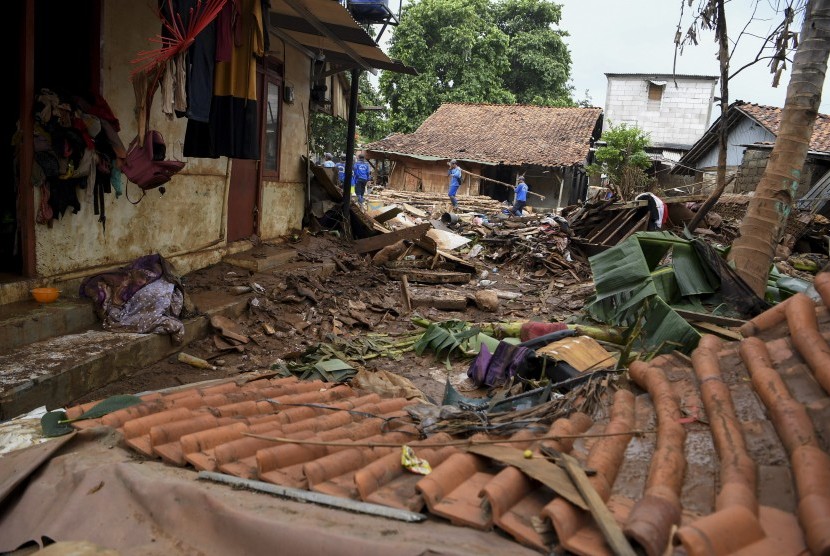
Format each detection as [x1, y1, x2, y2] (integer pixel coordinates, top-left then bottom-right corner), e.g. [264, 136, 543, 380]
[673, 101, 830, 200]
[364, 103, 604, 210]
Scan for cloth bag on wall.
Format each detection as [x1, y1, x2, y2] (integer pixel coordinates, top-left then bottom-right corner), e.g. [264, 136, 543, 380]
[122, 130, 185, 192]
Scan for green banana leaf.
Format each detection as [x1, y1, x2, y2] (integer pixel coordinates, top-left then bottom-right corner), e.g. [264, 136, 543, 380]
[587, 232, 705, 355]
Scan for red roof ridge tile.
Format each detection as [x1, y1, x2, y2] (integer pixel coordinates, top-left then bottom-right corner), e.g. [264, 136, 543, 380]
[542, 389, 635, 556]
[624, 359, 687, 556]
[740, 336, 830, 555]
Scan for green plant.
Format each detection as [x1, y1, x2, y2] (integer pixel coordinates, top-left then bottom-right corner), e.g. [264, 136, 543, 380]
[587, 123, 653, 200]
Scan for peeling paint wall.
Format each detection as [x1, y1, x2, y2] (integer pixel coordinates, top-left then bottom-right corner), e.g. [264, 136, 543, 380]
[259, 42, 309, 239]
[35, 2, 229, 277]
[33, 2, 314, 279]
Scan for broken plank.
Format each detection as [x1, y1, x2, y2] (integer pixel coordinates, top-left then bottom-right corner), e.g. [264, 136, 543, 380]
[386, 268, 471, 284]
[674, 309, 747, 327]
[411, 292, 468, 310]
[310, 164, 342, 200]
[400, 275, 412, 313]
[373, 206, 403, 223]
[467, 445, 587, 510]
[549, 449, 637, 556]
[353, 223, 432, 254]
[692, 321, 743, 341]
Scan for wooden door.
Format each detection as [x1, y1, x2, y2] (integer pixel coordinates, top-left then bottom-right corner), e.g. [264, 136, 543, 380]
[226, 65, 265, 242]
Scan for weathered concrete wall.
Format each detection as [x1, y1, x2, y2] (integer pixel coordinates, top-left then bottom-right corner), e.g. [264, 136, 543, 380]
[735, 147, 816, 197]
[34, 2, 228, 277]
[32, 2, 311, 278]
[259, 42, 308, 239]
[604, 75, 716, 148]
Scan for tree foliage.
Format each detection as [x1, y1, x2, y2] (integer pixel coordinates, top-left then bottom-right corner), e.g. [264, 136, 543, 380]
[357, 73, 390, 143]
[587, 123, 653, 199]
[493, 0, 573, 105]
[379, 0, 573, 133]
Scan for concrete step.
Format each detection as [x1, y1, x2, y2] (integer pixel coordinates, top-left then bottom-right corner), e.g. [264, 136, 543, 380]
[0, 290, 250, 421]
[0, 296, 99, 354]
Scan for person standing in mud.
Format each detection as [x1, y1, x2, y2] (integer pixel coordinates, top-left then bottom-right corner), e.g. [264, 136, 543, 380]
[447, 159, 462, 209]
[510, 176, 529, 216]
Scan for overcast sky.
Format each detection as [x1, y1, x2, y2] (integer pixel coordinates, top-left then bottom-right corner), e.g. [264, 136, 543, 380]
[560, 0, 830, 118]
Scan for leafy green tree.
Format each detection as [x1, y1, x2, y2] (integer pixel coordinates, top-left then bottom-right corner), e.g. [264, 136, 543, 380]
[380, 0, 514, 133]
[310, 111, 347, 160]
[380, 0, 574, 132]
[493, 0, 573, 105]
[586, 123, 653, 199]
[357, 73, 390, 143]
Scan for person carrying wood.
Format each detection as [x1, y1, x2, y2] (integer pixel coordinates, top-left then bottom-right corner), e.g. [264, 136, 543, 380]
[509, 176, 529, 216]
[447, 159, 462, 209]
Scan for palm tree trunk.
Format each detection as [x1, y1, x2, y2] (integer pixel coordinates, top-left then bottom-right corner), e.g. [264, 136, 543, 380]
[728, 0, 830, 295]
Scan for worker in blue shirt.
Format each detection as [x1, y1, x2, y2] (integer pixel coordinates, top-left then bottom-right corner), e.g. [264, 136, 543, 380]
[447, 159, 462, 209]
[510, 176, 529, 216]
[322, 152, 335, 167]
[353, 154, 371, 204]
[335, 158, 346, 185]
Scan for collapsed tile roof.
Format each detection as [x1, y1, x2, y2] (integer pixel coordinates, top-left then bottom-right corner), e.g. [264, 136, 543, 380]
[5, 278, 830, 555]
[365, 103, 603, 167]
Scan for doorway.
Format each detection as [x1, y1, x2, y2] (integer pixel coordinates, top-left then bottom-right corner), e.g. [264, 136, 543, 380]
[4, 0, 99, 281]
[226, 59, 282, 242]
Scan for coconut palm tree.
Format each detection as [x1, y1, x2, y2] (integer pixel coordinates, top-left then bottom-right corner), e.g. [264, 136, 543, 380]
[728, 0, 830, 295]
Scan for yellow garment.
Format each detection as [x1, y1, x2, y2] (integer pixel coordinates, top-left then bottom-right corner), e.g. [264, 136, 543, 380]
[213, 0, 263, 100]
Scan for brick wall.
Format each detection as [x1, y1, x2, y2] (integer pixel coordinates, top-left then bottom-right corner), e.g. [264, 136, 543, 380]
[735, 148, 815, 197]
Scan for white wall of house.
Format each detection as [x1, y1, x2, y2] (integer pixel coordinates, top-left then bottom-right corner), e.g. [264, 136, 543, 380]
[604, 75, 717, 148]
[694, 117, 776, 170]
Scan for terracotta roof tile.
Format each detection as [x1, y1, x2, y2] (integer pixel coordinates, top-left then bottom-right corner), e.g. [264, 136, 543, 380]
[66, 287, 830, 555]
[737, 101, 830, 153]
[365, 103, 603, 167]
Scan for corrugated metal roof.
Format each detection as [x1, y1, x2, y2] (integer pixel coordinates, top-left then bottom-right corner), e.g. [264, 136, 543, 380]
[365, 103, 604, 167]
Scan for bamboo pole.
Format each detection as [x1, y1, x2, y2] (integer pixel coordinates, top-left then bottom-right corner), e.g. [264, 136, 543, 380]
[459, 168, 546, 200]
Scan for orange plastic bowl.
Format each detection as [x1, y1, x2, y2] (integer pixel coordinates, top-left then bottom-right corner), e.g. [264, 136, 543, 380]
[31, 287, 60, 303]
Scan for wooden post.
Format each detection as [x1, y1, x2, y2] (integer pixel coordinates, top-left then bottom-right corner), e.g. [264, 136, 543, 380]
[400, 275, 412, 313]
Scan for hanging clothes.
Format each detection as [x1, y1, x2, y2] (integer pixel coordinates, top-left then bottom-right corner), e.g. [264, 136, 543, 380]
[183, 0, 263, 159]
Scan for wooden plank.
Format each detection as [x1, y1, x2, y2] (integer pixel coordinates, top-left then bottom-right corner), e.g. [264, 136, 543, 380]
[586, 209, 633, 243]
[386, 268, 471, 284]
[674, 309, 747, 327]
[608, 214, 649, 245]
[353, 223, 431, 254]
[467, 445, 587, 510]
[399, 275, 412, 313]
[546, 448, 637, 556]
[411, 292, 468, 310]
[692, 321, 743, 341]
[373, 207, 403, 223]
[310, 164, 342, 200]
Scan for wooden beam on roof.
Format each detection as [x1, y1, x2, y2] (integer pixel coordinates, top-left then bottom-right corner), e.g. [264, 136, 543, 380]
[267, 24, 318, 59]
[281, 0, 378, 75]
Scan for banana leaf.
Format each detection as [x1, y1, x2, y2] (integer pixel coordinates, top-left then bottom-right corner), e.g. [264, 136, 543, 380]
[414, 320, 482, 369]
[587, 232, 704, 354]
[671, 241, 717, 296]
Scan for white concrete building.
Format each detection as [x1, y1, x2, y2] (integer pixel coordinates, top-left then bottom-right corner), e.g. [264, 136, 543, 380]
[603, 73, 719, 151]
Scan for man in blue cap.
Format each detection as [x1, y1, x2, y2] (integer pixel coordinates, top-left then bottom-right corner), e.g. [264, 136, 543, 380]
[510, 176, 529, 216]
[447, 159, 462, 209]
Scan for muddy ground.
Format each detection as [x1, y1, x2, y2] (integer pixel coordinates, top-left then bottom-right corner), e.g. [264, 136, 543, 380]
[74, 230, 594, 405]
